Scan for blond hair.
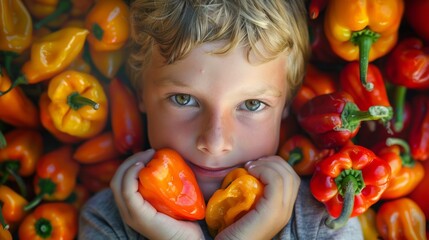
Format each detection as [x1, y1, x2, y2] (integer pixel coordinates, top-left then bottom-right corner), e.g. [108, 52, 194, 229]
[128, 0, 310, 102]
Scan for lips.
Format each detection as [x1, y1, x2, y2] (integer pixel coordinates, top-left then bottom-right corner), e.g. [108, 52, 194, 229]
[187, 161, 237, 179]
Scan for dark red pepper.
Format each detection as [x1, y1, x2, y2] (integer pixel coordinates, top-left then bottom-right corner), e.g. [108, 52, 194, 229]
[408, 94, 429, 161]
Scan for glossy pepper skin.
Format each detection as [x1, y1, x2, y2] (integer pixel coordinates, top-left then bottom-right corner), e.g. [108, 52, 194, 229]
[47, 70, 108, 139]
[109, 78, 144, 154]
[373, 138, 424, 200]
[357, 208, 380, 240]
[376, 198, 427, 240]
[310, 145, 391, 229]
[0, 185, 28, 228]
[205, 168, 264, 237]
[386, 38, 429, 90]
[19, 202, 78, 240]
[405, 0, 429, 42]
[278, 134, 334, 176]
[324, 0, 404, 91]
[297, 91, 392, 149]
[85, 0, 130, 51]
[0, 69, 39, 128]
[408, 94, 429, 161]
[409, 160, 429, 220]
[89, 47, 126, 79]
[138, 148, 206, 221]
[73, 131, 122, 164]
[0, 27, 89, 96]
[25, 146, 80, 211]
[0, 0, 32, 75]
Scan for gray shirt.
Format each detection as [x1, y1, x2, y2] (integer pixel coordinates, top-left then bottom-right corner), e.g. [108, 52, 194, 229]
[78, 178, 363, 240]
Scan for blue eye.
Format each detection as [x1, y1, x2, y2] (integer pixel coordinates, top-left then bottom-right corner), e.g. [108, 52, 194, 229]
[240, 99, 266, 112]
[170, 94, 198, 106]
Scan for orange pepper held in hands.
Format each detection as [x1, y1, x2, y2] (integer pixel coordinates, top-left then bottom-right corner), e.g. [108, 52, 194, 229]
[85, 0, 130, 51]
[138, 148, 206, 221]
[205, 168, 264, 237]
[47, 70, 108, 139]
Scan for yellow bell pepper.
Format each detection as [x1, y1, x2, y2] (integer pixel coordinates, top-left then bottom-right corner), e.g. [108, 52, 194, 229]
[357, 208, 380, 240]
[205, 168, 264, 237]
[324, 0, 404, 91]
[47, 70, 108, 138]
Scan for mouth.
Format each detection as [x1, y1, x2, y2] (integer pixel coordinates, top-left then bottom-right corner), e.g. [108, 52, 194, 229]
[187, 161, 238, 179]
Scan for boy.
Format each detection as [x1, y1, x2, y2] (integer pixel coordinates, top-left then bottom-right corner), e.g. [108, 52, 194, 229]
[79, 0, 363, 239]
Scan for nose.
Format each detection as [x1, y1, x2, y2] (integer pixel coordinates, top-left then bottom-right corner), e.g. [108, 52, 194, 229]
[197, 110, 233, 155]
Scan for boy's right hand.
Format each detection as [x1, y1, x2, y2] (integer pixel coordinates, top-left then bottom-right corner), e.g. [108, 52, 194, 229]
[110, 149, 205, 240]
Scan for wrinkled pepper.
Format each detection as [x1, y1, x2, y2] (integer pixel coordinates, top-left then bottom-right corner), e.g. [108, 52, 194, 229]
[357, 208, 380, 240]
[386, 38, 429, 89]
[324, 0, 404, 90]
[291, 64, 337, 113]
[373, 138, 424, 200]
[25, 146, 80, 211]
[376, 198, 427, 240]
[405, 0, 429, 42]
[297, 91, 392, 149]
[408, 94, 429, 161]
[278, 134, 334, 176]
[0, 185, 28, 229]
[0, 27, 88, 96]
[0, 129, 43, 197]
[109, 78, 144, 154]
[310, 144, 391, 229]
[19, 202, 78, 240]
[47, 70, 108, 139]
[0, 69, 40, 128]
[0, 0, 32, 76]
[409, 160, 429, 219]
[73, 131, 122, 164]
[85, 0, 130, 51]
[206, 168, 264, 237]
[138, 148, 206, 221]
[39, 92, 83, 144]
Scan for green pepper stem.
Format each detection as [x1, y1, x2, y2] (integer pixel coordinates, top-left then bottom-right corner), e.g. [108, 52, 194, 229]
[339, 102, 393, 132]
[0, 131, 6, 149]
[6, 166, 28, 198]
[385, 137, 415, 167]
[287, 148, 303, 166]
[92, 23, 104, 41]
[1, 52, 18, 79]
[35, 218, 53, 238]
[67, 92, 100, 110]
[0, 204, 9, 231]
[392, 85, 407, 132]
[325, 176, 356, 229]
[351, 29, 380, 91]
[0, 75, 28, 96]
[34, 0, 73, 30]
[24, 178, 56, 211]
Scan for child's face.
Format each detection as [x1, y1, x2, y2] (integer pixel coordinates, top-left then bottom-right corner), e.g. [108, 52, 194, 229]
[139, 42, 288, 200]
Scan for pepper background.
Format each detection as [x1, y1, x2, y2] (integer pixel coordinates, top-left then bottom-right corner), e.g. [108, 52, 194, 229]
[0, 0, 428, 239]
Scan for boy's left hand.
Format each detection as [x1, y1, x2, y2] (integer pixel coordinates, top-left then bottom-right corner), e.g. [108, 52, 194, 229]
[215, 156, 300, 239]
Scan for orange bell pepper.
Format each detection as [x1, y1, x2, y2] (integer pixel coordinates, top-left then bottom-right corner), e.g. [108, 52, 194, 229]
[0, 27, 88, 96]
[85, 0, 130, 51]
[25, 146, 80, 211]
[138, 148, 206, 221]
[324, 0, 404, 91]
[206, 168, 264, 237]
[0, 69, 39, 128]
[39, 92, 83, 144]
[0, 185, 28, 230]
[278, 134, 334, 176]
[73, 131, 122, 164]
[376, 198, 426, 240]
[0, 0, 32, 76]
[109, 78, 144, 154]
[47, 70, 108, 139]
[0, 129, 43, 197]
[0, 224, 12, 240]
[19, 202, 78, 240]
[374, 138, 424, 200]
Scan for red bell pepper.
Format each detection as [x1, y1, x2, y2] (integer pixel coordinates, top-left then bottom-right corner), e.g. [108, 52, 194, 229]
[409, 160, 429, 219]
[297, 91, 392, 148]
[405, 0, 429, 42]
[408, 94, 429, 161]
[386, 38, 429, 90]
[373, 138, 424, 199]
[138, 148, 206, 221]
[310, 144, 391, 229]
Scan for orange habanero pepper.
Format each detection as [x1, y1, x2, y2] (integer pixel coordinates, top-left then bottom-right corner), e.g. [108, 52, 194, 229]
[0, 185, 28, 230]
[0, 27, 88, 96]
[25, 146, 79, 211]
[376, 198, 427, 240]
[47, 70, 108, 139]
[85, 0, 130, 51]
[324, 0, 404, 91]
[19, 202, 78, 240]
[205, 168, 264, 237]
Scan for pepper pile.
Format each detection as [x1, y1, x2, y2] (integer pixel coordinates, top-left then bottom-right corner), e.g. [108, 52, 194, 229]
[1, 0, 429, 239]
